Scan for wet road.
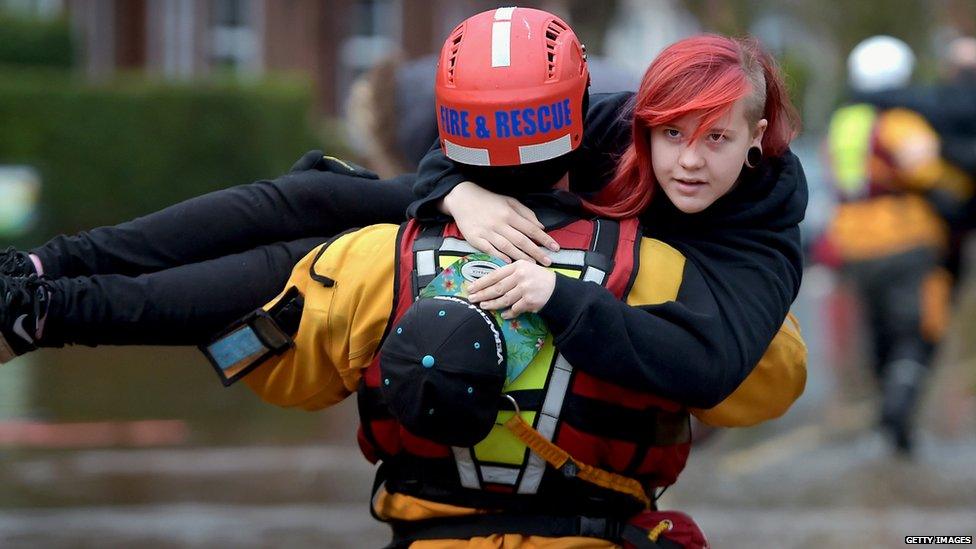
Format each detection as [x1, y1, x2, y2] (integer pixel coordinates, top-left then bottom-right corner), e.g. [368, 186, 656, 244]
[0, 267, 974, 548]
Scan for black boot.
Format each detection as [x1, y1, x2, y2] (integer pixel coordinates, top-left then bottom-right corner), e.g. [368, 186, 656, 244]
[0, 274, 52, 363]
[0, 247, 37, 277]
[880, 358, 926, 455]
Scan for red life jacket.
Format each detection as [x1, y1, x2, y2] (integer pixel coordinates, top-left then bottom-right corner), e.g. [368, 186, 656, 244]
[357, 212, 691, 517]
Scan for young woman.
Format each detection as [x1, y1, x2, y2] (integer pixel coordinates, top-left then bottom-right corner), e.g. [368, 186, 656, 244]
[0, 27, 803, 409]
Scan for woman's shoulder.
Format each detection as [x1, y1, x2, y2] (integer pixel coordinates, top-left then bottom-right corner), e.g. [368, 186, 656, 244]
[570, 92, 635, 192]
[584, 92, 635, 143]
[752, 148, 809, 228]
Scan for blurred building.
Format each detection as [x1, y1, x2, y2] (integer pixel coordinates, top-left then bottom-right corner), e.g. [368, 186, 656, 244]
[1, 0, 597, 115]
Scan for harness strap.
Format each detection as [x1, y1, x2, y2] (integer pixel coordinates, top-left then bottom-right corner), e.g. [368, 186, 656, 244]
[503, 413, 652, 508]
[622, 523, 682, 549]
[385, 513, 682, 548]
[411, 224, 446, 296]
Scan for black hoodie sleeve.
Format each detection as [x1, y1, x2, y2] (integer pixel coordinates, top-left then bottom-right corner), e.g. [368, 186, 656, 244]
[539, 151, 808, 408]
[406, 140, 467, 222]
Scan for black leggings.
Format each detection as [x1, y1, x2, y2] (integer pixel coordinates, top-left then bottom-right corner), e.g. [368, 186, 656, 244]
[32, 157, 417, 346]
[842, 246, 941, 377]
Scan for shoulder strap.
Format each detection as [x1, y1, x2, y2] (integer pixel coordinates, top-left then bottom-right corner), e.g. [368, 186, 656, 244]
[410, 223, 447, 298]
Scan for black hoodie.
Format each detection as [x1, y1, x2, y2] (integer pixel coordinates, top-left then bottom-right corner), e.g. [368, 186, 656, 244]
[408, 92, 808, 408]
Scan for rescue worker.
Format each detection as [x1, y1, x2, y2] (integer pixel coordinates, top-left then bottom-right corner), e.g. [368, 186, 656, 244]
[853, 35, 976, 278]
[818, 36, 973, 454]
[212, 12, 806, 548]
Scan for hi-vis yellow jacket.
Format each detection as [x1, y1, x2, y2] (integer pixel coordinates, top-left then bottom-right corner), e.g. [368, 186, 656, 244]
[242, 222, 807, 546]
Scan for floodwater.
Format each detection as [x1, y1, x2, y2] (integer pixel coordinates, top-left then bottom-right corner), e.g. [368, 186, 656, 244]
[0, 346, 390, 547]
[1, 267, 974, 549]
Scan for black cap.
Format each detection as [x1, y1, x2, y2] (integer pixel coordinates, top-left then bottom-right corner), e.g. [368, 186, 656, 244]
[379, 295, 506, 447]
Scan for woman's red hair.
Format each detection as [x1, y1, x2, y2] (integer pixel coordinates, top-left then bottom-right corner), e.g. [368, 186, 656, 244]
[583, 34, 800, 219]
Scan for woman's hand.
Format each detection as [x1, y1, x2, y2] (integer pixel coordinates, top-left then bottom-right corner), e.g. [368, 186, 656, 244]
[441, 181, 559, 265]
[468, 260, 557, 319]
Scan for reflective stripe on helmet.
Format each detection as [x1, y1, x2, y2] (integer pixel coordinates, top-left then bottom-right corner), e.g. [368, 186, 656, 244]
[518, 134, 573, 164]
[443, 139, 491, 166]
[495, 6, 516, 19]
[491, 7, 515, 68]
[491, 21, 511, 67]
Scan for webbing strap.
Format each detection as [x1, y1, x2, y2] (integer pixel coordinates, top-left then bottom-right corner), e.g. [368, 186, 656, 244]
[385, 513, 682, 548]
[503, 414, 652, 508]
[412, 224, 446, 297]
[622, 523, 683, 549]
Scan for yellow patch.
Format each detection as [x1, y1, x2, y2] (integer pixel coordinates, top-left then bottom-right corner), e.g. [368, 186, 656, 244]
[626, 238, 685, 306]
[474, 410, 537, 465]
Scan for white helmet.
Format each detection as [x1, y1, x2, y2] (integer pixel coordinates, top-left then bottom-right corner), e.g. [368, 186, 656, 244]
[847, 35, 915, 92]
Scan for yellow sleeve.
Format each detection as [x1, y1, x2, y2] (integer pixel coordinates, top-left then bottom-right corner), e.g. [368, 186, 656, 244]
[243, 224, 399, 411]
[691, 313, 807, 427]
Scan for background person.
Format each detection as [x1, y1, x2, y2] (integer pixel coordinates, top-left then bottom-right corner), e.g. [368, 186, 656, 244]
[816, 35, 972, 453]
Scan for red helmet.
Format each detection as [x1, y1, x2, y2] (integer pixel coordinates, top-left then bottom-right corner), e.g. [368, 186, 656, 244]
[435, 7, 589, 167]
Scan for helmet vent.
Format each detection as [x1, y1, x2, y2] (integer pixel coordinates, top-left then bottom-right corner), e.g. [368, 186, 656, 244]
[545, 19, 568, 80]
[446, 26, 464, 84]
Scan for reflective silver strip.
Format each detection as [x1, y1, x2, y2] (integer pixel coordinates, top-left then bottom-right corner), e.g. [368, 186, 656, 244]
[540, 356, 573, 419]
[452, 447, 480, 489]
[518, 134, 573, 164]
[415, 249, 436, 277]
[440, 238, 480, 255]
[443, 238, 587, 268]
[581, 267, 606, 284]
[518, 453, 546, 495]
[491, 21, 511, 68]
[549, 249, 585, 266]
[444, 140, 491, 166]
[480, 465, 520, 485]
[517, 413, 560, 494]
[494, 7, 516, 20]
[518, 354, 573, 494]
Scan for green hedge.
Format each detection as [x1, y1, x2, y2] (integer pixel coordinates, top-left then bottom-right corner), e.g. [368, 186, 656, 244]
[0, 16, 73, 68]
[0, 70, 321, 237]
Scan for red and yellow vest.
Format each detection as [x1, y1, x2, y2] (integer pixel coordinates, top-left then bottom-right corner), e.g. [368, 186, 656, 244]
[356, 215, 691, 517]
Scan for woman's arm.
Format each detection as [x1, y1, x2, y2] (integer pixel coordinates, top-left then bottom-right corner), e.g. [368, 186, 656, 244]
[539, 241, 793, 409]
[467, 226, 802, 410]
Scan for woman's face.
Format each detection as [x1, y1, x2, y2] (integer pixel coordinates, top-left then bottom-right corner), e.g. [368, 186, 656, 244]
[650, 96, 767, 214]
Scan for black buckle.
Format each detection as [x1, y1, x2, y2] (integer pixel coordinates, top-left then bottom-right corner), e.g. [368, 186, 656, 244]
[560, 461, 579, 479]
[578, 516, 624, 540]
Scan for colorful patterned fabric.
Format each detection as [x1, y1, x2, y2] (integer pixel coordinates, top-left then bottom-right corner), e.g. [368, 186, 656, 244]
[421, 253, 547, 383]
